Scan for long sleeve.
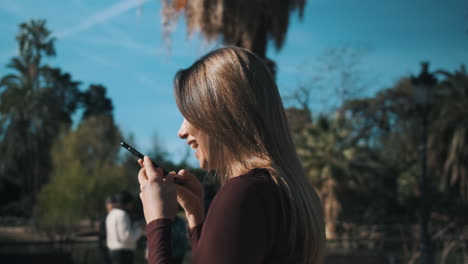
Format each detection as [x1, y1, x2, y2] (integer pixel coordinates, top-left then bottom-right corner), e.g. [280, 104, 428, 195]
[188, 223, 203, 248]
[147, 219, 173, 264]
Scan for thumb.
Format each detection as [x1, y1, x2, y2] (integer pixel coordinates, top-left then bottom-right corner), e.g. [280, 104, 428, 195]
[165, 171, 176, 185]
[177, 169, 194, 180]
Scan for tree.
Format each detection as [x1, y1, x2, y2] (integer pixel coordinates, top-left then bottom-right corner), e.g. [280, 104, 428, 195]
[80, 84, 114, 120]
[430, 65, 468, 201]
[161, 0, 307, 75]
[38, 115, 125, 238]
[343, 68, 468, 206]
[0, 20, 80, 215]
[15, 19, 55, 90]
[288, 109, 367, 239]
[342, 78, 429, 221]
[342, 68, 468, 262]
[284, 46, 371, 115]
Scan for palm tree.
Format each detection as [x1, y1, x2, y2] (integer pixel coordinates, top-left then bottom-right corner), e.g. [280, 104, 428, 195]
[292, 112, 356, 239]
[161, 0, 307, 75]
[0, 20, 77, 215]
[0, 56, 41, 214]
[430, 65, 468, 201]
[16, 19, 55, 90]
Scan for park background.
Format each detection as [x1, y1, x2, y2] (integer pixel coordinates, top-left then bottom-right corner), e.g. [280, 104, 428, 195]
[1, 0, 468, 263]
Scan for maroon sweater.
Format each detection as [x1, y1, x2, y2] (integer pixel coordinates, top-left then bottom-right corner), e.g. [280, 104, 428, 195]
[146, 168, 292, 264]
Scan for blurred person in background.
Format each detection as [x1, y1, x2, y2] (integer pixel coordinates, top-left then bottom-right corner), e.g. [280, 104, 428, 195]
[106, 191, 144, 264]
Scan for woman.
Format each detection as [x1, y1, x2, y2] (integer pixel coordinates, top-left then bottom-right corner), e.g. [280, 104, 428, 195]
[138, 47, 325, 264]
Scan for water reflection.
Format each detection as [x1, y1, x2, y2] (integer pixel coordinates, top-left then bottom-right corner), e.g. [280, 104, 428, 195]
[0, 242, 148, 264]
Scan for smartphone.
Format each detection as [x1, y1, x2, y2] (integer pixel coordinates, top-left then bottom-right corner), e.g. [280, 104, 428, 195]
[120, 141, 183, 185]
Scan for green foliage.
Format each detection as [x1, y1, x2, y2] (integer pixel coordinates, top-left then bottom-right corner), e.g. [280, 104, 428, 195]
[38, 115, 126, 232]
[288, 64, 468, 246]
[16, 19, 55, 65]
[0, 19, 124, 218]
[80, 84, 114, 119]
[38, 155, 85, 231]
[343, 66, 468, 207]
[430, 66, 468, 200]
[0, 20, 80, 215]
[288, 109, 400, 237]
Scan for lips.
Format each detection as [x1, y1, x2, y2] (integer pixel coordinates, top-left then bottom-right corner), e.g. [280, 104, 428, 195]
[188, 140, 198, 149]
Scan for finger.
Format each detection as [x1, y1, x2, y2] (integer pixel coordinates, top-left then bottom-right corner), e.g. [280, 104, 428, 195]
[138, 159, 144, 168]
[138, 167, 148, 185]
[175, 186, 198, 210]
[174, 173, 184, 182]
[165, 172, 176, 185]
[143, 156, 158, 181]
[177, 169, 189, 179]
[177, 169, 200, 192]
[152, 167, 165, 182]
[175, 184, 199, 199]
[175, 184, 191, 195]
[143, 156, 156, 170]
[175, 186, 193, 202]
[169, 171, 181, 182]
[178, 169, 199, 182]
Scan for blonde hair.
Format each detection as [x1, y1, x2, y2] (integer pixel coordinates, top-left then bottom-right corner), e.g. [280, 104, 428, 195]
[174, 47, 325, 263]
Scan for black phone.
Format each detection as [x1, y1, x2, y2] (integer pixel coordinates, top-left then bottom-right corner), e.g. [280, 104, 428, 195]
[120, 141, 183, 185]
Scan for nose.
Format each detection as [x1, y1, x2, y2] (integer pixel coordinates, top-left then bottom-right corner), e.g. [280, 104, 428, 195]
[178, 119, 189, 139]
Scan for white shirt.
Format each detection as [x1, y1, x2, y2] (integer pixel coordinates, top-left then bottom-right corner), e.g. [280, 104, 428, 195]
[106, 208, 142, 250]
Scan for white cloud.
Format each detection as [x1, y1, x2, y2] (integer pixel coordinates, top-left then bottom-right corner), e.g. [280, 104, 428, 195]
[56, 0, 151, 39]
[57, 0, 167, 58]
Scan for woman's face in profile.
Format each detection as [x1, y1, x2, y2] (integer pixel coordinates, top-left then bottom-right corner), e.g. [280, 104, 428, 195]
[178, 118, 208, 169]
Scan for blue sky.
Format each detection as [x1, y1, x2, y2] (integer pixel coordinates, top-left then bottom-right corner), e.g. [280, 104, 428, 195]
[1, 0, 467, 164]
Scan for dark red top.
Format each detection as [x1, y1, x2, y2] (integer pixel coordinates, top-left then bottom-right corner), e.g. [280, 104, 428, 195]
[146, 168, 292, 264]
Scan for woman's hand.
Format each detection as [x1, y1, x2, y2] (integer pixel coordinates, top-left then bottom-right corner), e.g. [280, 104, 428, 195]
[175, 169, 205, 229]
[138, 156, 178, 224]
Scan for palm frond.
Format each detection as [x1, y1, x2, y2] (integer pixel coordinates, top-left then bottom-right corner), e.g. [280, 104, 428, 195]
[161, 0, 306, 56]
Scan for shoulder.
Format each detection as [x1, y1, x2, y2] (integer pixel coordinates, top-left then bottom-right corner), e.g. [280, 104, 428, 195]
[224, 168, 275, 190]
[202, 168, 284, 248]
[215, 168, 280, 209]
[107, 208, 126, 220]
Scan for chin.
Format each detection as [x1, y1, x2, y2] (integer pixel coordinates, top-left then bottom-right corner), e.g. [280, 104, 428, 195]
[195, 150, 209, 170]
[199, 161, 207, 170]
[198, 159, 209, 170]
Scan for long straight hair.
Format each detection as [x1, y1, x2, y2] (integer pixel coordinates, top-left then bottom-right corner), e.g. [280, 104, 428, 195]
[174, 47, 325, 263]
